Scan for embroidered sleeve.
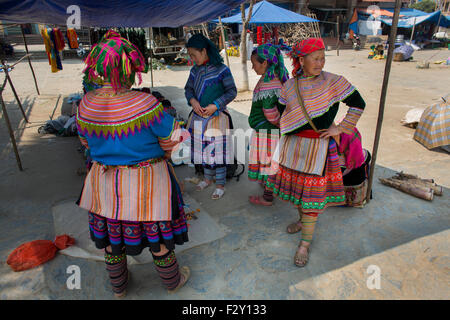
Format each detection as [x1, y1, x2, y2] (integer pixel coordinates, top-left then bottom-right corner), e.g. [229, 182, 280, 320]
[338, 90, 365, 135]
[157, 120, 183, 157]
[213, 67, 237, 112]
[278, 82, 287, 106]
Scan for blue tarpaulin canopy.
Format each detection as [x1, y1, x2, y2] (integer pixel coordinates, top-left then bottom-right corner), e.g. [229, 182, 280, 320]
[385, 8, 428, 17]
[380, 10, 450, 28]
[0, 0, 247, 27]
[214, 0, 318, 24]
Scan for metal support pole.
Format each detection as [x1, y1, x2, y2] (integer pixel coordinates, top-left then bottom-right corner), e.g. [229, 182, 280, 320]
[2, 60, 28, 123]
[410, 17, 417, 43]
[366, 0, 403, 203]
[21, 24, 40, 95]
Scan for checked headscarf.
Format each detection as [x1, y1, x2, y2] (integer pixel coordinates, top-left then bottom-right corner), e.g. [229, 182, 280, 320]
[256, 43, 289, 84]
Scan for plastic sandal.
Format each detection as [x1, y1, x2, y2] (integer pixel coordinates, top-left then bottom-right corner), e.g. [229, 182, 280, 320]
[294, 245, 310, 267]
[248, 195, 273, 206]
[168, 266, 190, 294]
[211, 188, 225, 200]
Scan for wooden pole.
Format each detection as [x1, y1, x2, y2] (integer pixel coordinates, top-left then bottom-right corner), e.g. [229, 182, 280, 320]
[366, 0, 403, 203]
[0, 93, 23, 171]
[20, 24, 40, 95]
[336, 16, 340, 56]
[2, 59, 28, 123]
[219, 17, 230, 68]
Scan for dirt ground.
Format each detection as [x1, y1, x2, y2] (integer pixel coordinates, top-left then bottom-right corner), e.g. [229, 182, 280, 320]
[0, 46, 449, 300]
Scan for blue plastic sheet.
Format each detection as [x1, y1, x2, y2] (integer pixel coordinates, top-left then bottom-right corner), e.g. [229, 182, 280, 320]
[0, 0, 246, 27]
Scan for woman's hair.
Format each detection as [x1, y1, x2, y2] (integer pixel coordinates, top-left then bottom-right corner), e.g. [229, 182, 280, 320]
[186, 33, 223, 66]
[251, 48, 270, 65]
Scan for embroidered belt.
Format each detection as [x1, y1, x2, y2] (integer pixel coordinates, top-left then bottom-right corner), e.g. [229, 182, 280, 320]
[95, 157, 164, 172]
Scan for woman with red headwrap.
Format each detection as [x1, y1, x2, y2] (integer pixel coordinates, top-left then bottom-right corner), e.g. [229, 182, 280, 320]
[266, 38, 366, 267]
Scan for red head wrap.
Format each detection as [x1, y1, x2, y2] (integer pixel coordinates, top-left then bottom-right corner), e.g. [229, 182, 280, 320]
[288, 38, 325, 76]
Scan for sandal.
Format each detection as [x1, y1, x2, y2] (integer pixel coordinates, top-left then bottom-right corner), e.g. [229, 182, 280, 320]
[294, 244, 310, 267]
[168, 266, 190, 294]
[196, 180, 211, 191]
[248, 195, 273, 206]
[211, 188, 225, 200]
[286, 220, 302, 234]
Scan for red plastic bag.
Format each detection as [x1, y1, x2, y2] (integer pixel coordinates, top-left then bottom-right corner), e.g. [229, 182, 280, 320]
[7, 235, 75, 272]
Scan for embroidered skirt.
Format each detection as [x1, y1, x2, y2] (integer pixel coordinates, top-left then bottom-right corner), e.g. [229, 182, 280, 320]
[248, 130, 280, 183]
[88, 210, 188, 256]
[266, 138, 345, 214]
[188, 111, 233, 169]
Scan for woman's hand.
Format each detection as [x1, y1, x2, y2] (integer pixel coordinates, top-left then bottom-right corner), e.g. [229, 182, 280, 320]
[319, 122, 342, 139]
[202, 104, 218, 118]
[190, 98, 204, 117]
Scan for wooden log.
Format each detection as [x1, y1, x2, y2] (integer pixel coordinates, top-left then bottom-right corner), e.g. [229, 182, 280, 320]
[379, 178, 434, 201]
[391, 177, 443, 196]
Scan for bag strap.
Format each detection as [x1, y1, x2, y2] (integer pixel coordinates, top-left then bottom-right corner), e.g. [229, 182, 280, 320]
[294, 76, 319, 133]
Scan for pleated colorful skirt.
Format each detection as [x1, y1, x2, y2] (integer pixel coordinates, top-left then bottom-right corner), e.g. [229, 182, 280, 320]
[248, 130, 280, 184]
[266, 138, 345, 214]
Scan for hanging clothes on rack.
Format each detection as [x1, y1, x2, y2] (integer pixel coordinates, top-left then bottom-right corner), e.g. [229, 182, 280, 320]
[67, 28, 79, 49]
[41, 27, 65, 73]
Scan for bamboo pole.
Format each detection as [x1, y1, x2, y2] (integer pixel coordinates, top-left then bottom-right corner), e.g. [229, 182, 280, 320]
[20, 24, 40, 95]
[336, 15, 340, 56]
[366, 0, 403, 203]
[219, 17, 230, 68]
[149, 27, 154, 88]
[0, 91, 23, 171]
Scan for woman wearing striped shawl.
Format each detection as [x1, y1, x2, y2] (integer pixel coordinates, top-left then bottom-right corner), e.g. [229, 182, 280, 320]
[266, 38, 366, 267]
[248, 44, 289, 206]
[77, 30, 190, 297]
[184, 34, 237, 200]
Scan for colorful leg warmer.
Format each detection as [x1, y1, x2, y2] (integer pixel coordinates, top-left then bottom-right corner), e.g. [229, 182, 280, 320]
[300, 213, 318, 243]
[215, 166, 227, 186]
[152, 250, 181, 290]
[104, 250, 129, 294]
[204, 167, 215, 183]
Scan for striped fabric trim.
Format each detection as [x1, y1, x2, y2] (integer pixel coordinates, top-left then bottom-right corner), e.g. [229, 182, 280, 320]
[279, 71, 356, 135]
[77, 86, 164, 139]
[263, 107, 281, 126]
[338, 107, 364, 135]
